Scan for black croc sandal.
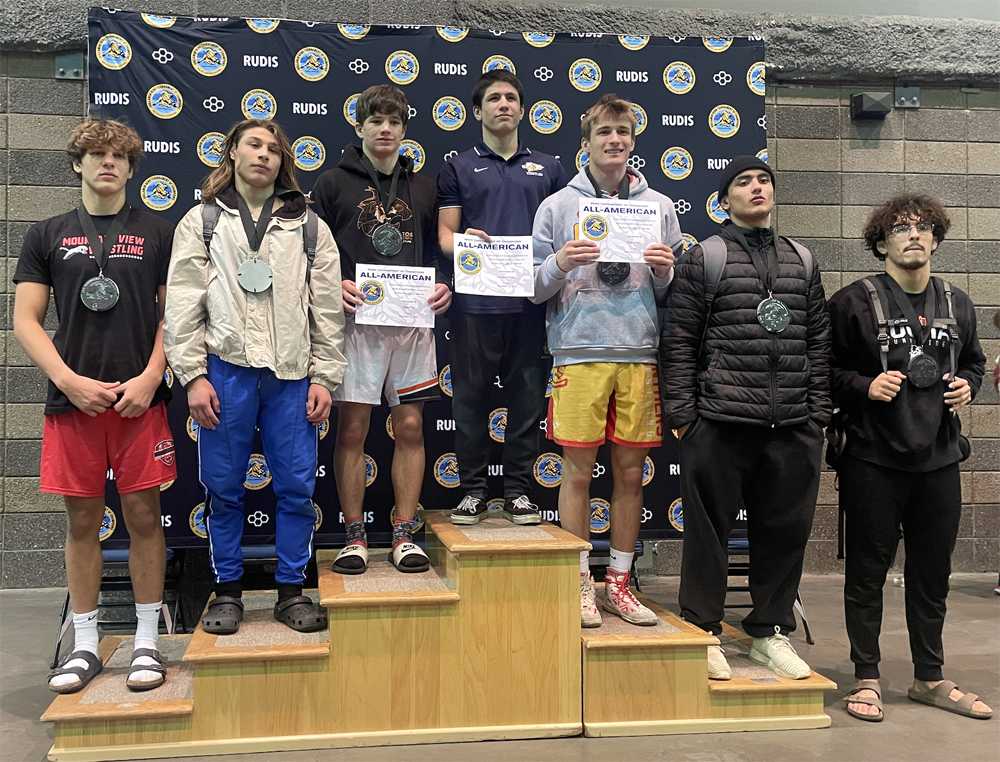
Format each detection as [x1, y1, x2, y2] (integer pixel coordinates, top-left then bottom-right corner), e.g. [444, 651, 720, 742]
[126, 648, 167, 692]
[202, 595, 244, 635]
[48, 650, 103, 694]
[274, 595, 328, 633]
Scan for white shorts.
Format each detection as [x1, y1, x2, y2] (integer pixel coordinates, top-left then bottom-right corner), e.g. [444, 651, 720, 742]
[333, 318, 440, 407]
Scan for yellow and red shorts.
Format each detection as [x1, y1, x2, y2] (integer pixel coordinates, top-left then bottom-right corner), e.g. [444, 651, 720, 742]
[546, 362, 662, 448]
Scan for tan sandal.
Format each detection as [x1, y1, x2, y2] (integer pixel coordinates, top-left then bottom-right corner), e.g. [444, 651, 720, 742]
[844, 684, 884, 722]
[908, 680, 993, 720]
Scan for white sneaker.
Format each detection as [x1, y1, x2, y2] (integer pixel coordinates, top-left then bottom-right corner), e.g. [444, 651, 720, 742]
[602, 569, 658, 626]
[580, 573, 602, 628]
[707, 645, 732, 680]
[750, 626, 811, 679]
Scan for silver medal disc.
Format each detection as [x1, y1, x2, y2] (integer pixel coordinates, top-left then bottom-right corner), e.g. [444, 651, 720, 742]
[80, 275, 120, 312]
[237, 259, 273, 293]
[597, 262, 630, 286]
[372, 223, 403, 257]
[757, 296, 791, 333]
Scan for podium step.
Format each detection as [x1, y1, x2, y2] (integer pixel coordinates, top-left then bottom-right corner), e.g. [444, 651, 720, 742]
[183, 590, 329, 664]
[317, 550, 459, 607]
[425, 511, 590, 555]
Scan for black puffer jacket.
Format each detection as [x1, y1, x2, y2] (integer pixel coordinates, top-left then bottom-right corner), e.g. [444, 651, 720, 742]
[660, 221, 832, 429]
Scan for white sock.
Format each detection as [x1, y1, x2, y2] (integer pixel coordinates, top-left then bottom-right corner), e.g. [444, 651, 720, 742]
[579, 551, 590, 574]
[609, 547, 634, 574]
[50, 610, 99, 689]
[131, 602, 163, 685]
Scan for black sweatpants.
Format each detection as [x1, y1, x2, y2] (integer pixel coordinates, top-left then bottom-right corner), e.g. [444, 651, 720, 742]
[450, 310, 549, 499]
[678, 417, 822, 637]
[840, 454, 961, 681]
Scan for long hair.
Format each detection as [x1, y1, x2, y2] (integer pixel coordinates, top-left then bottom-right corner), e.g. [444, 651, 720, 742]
[200, 119, 300, 202]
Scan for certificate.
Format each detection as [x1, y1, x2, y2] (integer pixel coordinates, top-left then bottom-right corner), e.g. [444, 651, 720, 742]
[578, 198, 661, 263]
[355, 264, 435, 329]
[453, 234, 534, 297]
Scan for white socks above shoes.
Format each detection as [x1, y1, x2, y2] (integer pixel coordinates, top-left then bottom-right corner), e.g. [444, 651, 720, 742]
[130, 602, 163, 685]
[49, 609, 99, 689]
[580, 551, 590, 574]
[609, 547, 634, 575]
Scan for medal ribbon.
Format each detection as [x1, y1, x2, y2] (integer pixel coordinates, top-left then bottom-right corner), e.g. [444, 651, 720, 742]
[236, 193, 276, 253]
[77, 203, 130, 277]
[361, 155, 402, 231]
[585, 167, 630, 201]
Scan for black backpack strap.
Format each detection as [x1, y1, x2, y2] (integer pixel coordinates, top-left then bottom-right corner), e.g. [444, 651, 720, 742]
[862, 277, 890, 374]
[783, 236, 814, 285]
[303, 208, 318, 285]
[938, 277, 958, 379]
[698, 235, 727, 357]
[201, 202, 221, 255]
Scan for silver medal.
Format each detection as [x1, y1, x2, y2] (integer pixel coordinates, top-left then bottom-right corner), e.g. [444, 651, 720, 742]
[80, 275, 120, 312]
[237, 259, 273, 293]
[757, 296, 791, 333]
[372, 223, 403, 257]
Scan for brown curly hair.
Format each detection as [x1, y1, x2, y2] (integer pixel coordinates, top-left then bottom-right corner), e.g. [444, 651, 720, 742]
[862, 193, 950, 261]
[66, 119, 143, 176]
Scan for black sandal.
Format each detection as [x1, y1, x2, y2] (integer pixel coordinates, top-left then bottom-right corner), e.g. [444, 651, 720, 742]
[202, 595, 244, 635]
[48, 650, 103, 694]
[126, 648, 167, 692]
[273, 595, 328, 633]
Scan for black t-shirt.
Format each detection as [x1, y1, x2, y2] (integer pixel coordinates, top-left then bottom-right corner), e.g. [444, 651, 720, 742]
[13, 207, 174, 414]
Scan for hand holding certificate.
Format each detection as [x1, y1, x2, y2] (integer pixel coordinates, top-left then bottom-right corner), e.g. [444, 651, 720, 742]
[355, 264, 435, 328]
[453, 234, 534, 297]
[578, 198, 661, 263]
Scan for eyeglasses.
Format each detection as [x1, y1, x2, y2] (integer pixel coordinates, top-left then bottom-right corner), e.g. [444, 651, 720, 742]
[889, 221, 934, 237]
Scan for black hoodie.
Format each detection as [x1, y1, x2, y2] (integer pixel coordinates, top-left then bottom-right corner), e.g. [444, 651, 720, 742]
[310, 144, 446, 284]
[827, 275, 985, 471]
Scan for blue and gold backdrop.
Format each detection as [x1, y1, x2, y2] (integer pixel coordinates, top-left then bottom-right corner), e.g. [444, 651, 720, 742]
[88, 8, 765, 548]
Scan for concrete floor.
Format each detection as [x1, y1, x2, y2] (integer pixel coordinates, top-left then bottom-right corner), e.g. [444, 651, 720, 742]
[2, 575, 998, 762]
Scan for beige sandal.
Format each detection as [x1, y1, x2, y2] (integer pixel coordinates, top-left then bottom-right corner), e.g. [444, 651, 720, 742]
[908, 680, 993, 720]
[843, 684, 884, 722]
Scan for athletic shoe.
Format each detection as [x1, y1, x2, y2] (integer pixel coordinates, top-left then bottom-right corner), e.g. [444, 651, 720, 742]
[601, 568, 658, 626]
[580, 572, 602, 628]
[502, 495, 542, 525]
[750, 626, 812, 679]
[450, 495, 487, 525]
[707, 645, 732, 680]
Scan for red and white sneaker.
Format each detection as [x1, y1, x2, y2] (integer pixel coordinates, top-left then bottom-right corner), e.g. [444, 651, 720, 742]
[602, 569, 658, 626]
[580, 572, 602, 628]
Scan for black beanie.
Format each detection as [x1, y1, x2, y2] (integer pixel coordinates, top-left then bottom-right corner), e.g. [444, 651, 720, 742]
[717, 156, 774, 201]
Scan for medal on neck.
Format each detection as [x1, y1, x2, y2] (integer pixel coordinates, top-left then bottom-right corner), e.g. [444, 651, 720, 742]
[236, 192, 276, 293]
[907, 345, 939, 388]
[77, 204, 129, 312]
[738, 228, 790, 334]
[757, 291, 791, 333]
[881, 276, 941, 388]
[364, 157, 403, 257]
[587, 168, 632, 286]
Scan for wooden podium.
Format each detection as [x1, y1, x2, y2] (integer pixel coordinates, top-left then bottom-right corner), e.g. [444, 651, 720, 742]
[42, 514, 834, 760]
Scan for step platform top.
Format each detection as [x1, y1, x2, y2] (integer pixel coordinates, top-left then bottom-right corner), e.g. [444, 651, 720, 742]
[710, 625, 838, 693]
[42, 635, 193, 722]
[581, 596, 718, 649]
[425, 512, 590, 555]
[183, 590, 329, 665]
[317, 550, 459, 607]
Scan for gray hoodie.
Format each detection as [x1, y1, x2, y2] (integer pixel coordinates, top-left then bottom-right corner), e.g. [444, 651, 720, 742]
[530, 168, 682, 367]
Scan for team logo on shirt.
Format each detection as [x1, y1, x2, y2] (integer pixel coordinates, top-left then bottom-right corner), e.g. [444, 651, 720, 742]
[590, 498, 611, 534]
[436, 26, 469, 42]
[522, 31, 555, 47]
[197, 131, 226, 167]
[295, 46, 330, 81]
[582, 214, 609, 241]
[756, 147, 769, 164]
[533, 452, 563, 487]
[191, 42, 227, 77]
[667, 497, 684, 532]
[146, 83, 183, 118]
[642, 456, 655, 486]
[529, 100, 562, 134]
[292, 136, 325, 171]
[569, 58, 602, 92]
[399, 140, 426, 172]
[245, 454, 272, 490]
[457, 249, 482, 275]
[99, 507, 117, 542]
[186, 416, 200, 442]
[706, 191, 729, 224]
[433, 96, 466, 131]
[618, 34, 650, 51]
[389, 503, 425, 531]
[703, 36, 733, 52]
[141, 14, 176, 28]
[189, 502, 208, 539]
[385, 413, 395, 440]
[681, 233, 698, 252]
[96, 34, 132, 70]
[522, 161, 545, 175]
[141, 175, 178, 211]
[482, 54, 516, 74]
[434, 453, 461, 488]
[343, 93, 360, 126]
[660, 147, 693, 180]
[709, 104, 740, 138]
[747, 61, 766, 96]
[385, 50, 419, 85]
[313, 501, 323, 531]
[153, 439, 176, 467]
[575, 148, 590, 171]
[246, 18, 280, 33]
[489, 407, 508, 443]
[359, 280, 385, 305]
[364, 454, 377, 486]
[438, 364, 453, 397]
[317, 419, 330, 440]
[242, 88, 277, 119]
[663, 62, 696, 95]
[163, 367, 175, 388]
[338, 24, 370, 40]
[631, 103, 648, 136]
